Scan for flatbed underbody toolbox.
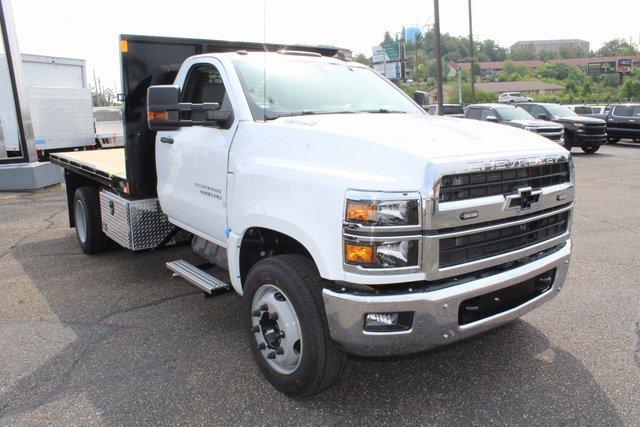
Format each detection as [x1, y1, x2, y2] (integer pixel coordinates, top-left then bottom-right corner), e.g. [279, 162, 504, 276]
[99, 190, 174, 251]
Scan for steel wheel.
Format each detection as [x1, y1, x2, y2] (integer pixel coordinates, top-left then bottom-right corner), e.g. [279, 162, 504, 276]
[74, 198, 87, 244]
[251, 284, 302, 375]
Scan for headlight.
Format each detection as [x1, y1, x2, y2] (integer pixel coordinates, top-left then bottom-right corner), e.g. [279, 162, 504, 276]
[344, 240, 420, 268]
[343, 191, 422, 271]
[573, 123, 585, 128]
[345, 198, 419, 227]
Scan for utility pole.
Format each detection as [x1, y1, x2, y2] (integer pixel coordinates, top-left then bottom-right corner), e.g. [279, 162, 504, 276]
[433, 0, 444, 115]
[457, 66, 463, 104]
[468, 0, 475, 103]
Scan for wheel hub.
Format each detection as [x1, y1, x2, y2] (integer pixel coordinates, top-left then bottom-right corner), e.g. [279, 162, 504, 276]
[251, 285, 302, 375]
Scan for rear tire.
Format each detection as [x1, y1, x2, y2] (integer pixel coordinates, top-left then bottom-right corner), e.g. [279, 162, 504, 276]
[74, 186, 108, 254]
[243, 255, 347, 398]
[581, 143, 600, 154]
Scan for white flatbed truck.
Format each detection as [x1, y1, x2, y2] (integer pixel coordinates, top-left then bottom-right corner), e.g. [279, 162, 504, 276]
[51, 34, 574, 397]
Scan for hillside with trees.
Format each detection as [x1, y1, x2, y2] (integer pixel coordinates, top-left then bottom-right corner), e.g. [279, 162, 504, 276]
[354, 30, 640, 102]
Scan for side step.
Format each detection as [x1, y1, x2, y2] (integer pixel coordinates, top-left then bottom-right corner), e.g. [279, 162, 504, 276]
[166, 259, 230, 294]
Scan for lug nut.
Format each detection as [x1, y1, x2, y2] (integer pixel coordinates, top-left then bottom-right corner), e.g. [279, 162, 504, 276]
[258, 343, 266, 350]
[252, 310, 261, 317]
[270, 312, 279, 320]
[275, 346, 284, 355]
[277, 331, 285, 338]
[260, 303, 268, 311]
[267, 351, 276, 359]
[252, 325, 260, 333]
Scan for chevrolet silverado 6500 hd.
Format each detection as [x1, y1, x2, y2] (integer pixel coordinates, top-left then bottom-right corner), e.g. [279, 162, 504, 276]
[51, 35, 574, 398]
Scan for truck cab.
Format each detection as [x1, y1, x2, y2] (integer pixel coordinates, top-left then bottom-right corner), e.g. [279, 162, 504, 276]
[51, 35, 574, 398]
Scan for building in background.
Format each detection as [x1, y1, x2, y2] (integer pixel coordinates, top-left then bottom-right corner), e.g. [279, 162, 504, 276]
[511, 39, 590, 58]
[451, 55, 640, 77]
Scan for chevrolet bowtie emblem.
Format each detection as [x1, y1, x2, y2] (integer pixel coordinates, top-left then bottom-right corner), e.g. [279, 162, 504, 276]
[504, 186, 543, 211]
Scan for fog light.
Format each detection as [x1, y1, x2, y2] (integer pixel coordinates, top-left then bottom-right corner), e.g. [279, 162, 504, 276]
[363, 312, 414, 332]
[365, 313, 399, 326]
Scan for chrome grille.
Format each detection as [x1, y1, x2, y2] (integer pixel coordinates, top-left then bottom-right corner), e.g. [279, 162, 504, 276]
[439, 162, 570, 202]
[439, 211, 569, 268]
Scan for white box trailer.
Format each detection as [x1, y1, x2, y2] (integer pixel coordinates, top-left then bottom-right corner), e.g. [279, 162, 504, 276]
[1, 54, 94, 154]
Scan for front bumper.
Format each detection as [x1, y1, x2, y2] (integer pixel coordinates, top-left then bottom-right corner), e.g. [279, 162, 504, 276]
[323, 241, 570, 356]
[572, 133, 606, 146]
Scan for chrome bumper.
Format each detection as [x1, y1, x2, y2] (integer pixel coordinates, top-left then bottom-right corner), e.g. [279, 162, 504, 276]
[323, 241, 570, 356]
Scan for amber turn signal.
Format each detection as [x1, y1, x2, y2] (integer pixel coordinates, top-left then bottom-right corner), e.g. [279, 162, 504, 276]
[346, 201, 377, 223]
[345, 243, 375, 264]
[148, 110, 169, 121]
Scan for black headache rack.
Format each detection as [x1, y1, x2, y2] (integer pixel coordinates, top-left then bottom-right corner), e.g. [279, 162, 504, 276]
[120, 34, 345, 198]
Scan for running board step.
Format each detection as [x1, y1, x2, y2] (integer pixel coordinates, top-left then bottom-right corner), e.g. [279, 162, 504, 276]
[166, 259, 229, 294]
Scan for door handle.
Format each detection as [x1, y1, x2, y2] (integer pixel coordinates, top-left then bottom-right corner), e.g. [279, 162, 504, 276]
[161, 136, 174, 144]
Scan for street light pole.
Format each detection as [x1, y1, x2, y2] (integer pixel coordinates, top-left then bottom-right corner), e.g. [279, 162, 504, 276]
[468, 0, 475, 103]
[433, 0, 444, 115]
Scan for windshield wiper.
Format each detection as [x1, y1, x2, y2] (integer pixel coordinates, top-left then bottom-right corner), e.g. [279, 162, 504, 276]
[264, 110, 358, 120]
[360, 108, 407, 114]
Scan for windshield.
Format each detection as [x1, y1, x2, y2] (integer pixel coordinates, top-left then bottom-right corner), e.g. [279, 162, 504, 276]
[545, 105, 579, 118]
[494, 106, 533, 121]
[233, 58, 422, 120]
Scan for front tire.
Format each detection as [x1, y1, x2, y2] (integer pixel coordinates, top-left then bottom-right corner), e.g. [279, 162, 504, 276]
[243, 255, 347, 398]
[74, 186, 108, 254]
[607, 137, 620, 144]
[581, 143, 600, 154]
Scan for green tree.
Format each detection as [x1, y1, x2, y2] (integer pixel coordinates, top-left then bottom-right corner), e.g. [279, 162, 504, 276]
[352, 53, 371, 66]
[447, 83, 497, 104]
[581, 80, 592, 97]
[619, 78, 640, 99]
[478, 39, 508, 61]
[539, 50, 559, 61]
[496, 60, 531, 81]
[596, 38, 639, 56]
[510, 46, 537, 60]
[535, 62, 585, 81]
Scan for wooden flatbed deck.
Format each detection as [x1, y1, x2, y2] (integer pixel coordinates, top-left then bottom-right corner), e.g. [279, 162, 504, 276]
[50, 148, 127, 186]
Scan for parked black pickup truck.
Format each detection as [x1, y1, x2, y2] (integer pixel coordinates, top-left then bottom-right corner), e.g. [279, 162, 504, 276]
[516, 102, 606, 153]
[465, 103, 565, 144]
[585, 104, 640, 144]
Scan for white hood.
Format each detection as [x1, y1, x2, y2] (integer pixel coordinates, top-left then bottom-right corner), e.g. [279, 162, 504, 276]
[232, 112, 568, 192]
[276, 113, 565, 159]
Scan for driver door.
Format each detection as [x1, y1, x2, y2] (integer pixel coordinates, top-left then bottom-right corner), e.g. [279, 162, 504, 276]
[156, 60, 236, 245]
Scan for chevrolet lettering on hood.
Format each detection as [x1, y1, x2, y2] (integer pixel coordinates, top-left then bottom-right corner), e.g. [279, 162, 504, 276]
[467, 155, 564, 172]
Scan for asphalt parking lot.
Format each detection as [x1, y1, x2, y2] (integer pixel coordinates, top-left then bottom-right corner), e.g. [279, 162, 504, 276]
[1, 143, 639, 425]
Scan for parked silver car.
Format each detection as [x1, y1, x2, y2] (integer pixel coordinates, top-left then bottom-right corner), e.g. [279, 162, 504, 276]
[499, 92, 533, 103]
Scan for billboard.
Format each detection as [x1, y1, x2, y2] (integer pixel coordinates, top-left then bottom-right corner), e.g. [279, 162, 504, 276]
[616, 58, 633, 74]
[373, 62, 403, 80]
[587, 60, 616, 75]
[372, 42, 405, 80]
[587, 59, 633, 76]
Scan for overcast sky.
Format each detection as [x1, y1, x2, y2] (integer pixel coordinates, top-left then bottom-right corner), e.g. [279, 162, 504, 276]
[11, 0, 640, 91]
